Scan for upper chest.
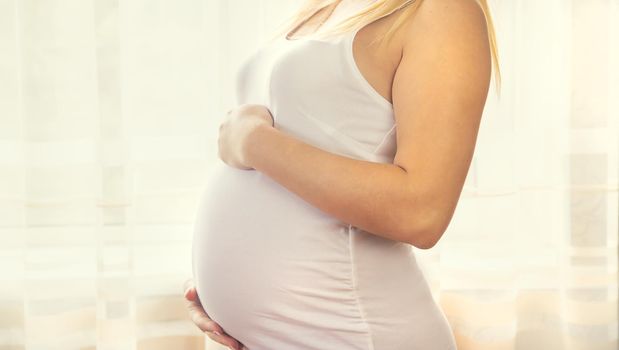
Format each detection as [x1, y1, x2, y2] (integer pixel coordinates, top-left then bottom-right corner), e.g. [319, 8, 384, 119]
[290, 2, 407, 104]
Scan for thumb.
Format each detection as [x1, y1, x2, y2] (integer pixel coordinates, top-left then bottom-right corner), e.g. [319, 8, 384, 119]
[183, 279, 198, 301]
[184, 287, 198, 301]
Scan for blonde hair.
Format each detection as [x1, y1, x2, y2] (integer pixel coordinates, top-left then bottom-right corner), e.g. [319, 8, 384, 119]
[271, 0, 501, 95]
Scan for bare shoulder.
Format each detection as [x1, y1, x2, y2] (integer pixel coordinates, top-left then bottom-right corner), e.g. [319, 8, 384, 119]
[393, 0, 492, 96]
[400, 0, 490, 53]
[408, 0, 488, 32]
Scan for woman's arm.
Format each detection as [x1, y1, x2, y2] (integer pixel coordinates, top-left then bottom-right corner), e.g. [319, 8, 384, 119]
[245, 125, 430, 245]
[241, 0, 491, 249]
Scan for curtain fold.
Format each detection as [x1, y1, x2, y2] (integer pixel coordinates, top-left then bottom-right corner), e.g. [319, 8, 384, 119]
[0, 0, 616, 349]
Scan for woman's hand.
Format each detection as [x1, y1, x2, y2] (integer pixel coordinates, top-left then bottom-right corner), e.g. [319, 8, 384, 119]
[183, 279, 245, 350]
[218, 104, 274, 170]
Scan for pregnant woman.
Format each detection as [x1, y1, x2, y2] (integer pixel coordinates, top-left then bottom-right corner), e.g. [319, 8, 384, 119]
[186, 0, 499, 348]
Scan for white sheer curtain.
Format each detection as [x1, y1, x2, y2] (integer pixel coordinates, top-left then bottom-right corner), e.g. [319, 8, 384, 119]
[0, 1, 616, 350]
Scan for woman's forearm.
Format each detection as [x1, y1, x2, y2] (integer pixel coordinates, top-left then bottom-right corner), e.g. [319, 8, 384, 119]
[243, 123, 440, 248]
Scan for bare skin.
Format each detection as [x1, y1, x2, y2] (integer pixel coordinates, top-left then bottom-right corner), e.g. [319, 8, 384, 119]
[187, 0, 491, 347]
[183, 279, 245, 350]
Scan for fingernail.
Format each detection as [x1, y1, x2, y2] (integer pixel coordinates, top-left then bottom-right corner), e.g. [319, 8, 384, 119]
[213, 331, 222, 336]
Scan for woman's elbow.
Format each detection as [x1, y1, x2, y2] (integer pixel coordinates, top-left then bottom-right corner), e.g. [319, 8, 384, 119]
[396, 208, 450, 250]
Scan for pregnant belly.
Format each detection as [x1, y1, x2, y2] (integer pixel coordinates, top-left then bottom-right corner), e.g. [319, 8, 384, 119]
[191, 161, 359, 347]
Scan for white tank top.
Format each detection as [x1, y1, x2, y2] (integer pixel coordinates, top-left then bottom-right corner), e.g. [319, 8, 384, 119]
[234, 24, 398, 164]
[192, 15, 458, 350]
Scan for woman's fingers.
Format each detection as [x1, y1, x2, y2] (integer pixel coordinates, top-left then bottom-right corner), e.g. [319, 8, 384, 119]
[183, 279, 197, 301]
[182, 279, 244, 350]
[205, 331, 243, 350]
[186, 298, 218, 331]
[188, 302, 243, 350]
[184, 286, 199, 302]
